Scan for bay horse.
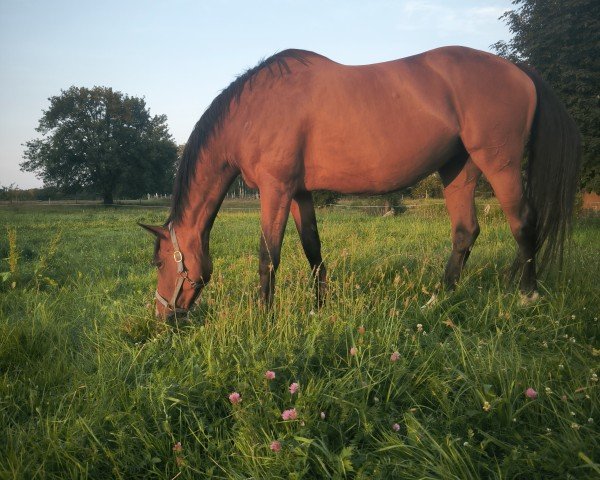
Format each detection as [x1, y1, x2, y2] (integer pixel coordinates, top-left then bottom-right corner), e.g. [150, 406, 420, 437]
[141, 46, 580, 318]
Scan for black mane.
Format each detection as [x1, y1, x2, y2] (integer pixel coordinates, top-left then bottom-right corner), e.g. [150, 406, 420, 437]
[167, 49, 313, 225]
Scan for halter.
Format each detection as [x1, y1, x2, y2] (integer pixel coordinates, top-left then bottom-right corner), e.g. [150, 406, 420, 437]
[155, 223, 202, 315]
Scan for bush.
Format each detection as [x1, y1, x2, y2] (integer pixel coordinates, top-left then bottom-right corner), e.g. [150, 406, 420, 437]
[312, 190, 342, 208]
[378, 192, 406, 214]
[476, 176, 494, 198]
[411, 174, 444, 198]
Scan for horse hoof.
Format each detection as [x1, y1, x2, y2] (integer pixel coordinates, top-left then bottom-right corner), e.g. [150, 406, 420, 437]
[421, 293, 438, 309]
[519, 291, 540, 306]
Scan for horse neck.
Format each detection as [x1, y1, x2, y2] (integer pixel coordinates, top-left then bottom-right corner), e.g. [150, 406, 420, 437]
[177, 147, 238, 247]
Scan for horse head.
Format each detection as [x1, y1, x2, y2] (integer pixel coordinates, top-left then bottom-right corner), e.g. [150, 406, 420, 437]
[140, 223, 211, 318]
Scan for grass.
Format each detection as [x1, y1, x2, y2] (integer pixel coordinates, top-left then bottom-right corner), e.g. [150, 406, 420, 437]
[0, 203, 598, 479]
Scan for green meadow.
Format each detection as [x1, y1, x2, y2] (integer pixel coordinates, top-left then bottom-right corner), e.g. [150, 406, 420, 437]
[0, 203, 598, 479]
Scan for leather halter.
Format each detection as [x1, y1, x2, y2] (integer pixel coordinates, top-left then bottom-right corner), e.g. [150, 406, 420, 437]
[155, 223, 202, 315]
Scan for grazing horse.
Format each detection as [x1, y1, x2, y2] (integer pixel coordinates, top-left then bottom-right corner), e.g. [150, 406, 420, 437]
[141, 46, 580, 318]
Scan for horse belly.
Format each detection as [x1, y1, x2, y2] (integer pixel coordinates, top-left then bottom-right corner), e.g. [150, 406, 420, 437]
[303, 122, 459, 194]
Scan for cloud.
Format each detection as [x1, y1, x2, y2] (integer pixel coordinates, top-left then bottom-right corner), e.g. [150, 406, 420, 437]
[397, 1, 508, 38]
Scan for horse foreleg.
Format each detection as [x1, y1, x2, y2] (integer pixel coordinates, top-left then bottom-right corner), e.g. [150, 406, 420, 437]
[258, 189, 293, 307]
[291, 191, 327, 307]
[439, 155, 481, 289]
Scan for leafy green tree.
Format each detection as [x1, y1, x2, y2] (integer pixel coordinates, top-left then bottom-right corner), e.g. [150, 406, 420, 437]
[22, 86, 177, 204]
[492, 0, 600, 193]
[0, 184, 17, 202]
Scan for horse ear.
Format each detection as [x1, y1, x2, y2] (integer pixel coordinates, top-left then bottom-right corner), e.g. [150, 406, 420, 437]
[138, 223, 168, 238]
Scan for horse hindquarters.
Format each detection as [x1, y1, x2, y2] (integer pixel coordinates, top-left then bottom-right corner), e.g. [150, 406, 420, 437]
[460, 64, 580, 295]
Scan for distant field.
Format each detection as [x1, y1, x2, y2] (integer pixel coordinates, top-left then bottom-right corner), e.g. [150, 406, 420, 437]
[0, 203, 598, 479]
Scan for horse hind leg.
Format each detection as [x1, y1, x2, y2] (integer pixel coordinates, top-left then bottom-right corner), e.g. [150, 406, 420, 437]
[290, 191, 327, 307]
[468, 149, 538, 298]
[439, 153, 482, 289]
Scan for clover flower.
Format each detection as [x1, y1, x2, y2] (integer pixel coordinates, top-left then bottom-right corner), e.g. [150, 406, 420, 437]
[229, 392, 242, 404]
[281, 408, 298, 421]
[525, 388, 538, 399]
[270, 441, 282, 452]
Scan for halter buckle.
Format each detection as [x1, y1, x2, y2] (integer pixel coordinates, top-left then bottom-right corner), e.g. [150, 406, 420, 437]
[173, 251, 183, 263]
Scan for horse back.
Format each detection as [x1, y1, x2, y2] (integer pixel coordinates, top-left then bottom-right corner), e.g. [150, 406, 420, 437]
[226, 47, 535, 194]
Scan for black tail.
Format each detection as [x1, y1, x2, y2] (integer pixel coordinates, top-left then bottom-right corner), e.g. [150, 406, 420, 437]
[517, 64, 581, 271]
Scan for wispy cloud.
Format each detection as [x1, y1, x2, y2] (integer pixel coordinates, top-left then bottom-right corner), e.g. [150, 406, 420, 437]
[397, 1, 508, 38]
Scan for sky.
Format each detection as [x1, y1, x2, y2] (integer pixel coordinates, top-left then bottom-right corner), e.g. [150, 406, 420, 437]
[0, 0, 513, 188]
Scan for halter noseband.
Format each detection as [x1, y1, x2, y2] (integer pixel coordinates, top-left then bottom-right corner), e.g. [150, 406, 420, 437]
[155, 223, 202, 315]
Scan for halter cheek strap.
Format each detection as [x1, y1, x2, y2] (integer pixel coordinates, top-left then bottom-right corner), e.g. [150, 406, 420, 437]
[155, 223, 203, 314]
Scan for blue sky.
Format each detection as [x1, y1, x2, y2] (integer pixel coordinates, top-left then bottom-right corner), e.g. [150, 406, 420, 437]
[0, 0, 513, 188]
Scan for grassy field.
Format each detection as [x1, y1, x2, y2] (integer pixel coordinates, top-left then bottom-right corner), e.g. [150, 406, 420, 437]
[0, 202, 598, 479]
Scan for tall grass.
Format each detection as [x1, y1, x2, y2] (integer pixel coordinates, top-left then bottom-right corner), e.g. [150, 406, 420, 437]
[0, 204, 598, 479]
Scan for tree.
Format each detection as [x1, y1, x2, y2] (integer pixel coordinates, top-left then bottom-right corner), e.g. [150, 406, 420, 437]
[0, 184, 20, 203]
[492, 0, 600, 193]
[22, 86, 177, 204]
